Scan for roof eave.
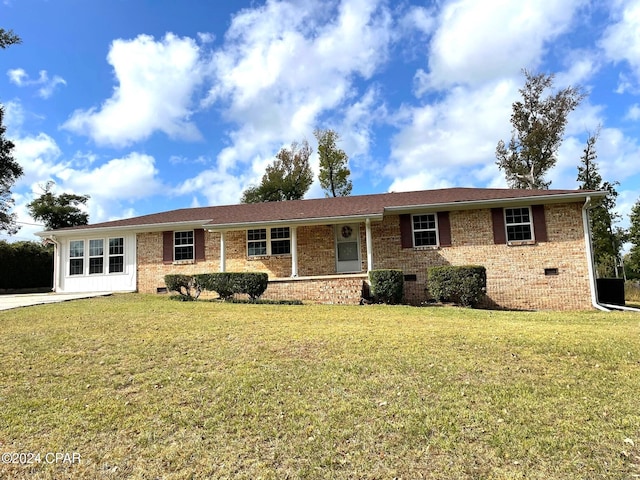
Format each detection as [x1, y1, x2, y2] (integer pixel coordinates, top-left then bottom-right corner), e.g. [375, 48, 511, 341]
[204, 213, 384, 231]
[35, 219, 211, 238]
[384, 191, 607, 214]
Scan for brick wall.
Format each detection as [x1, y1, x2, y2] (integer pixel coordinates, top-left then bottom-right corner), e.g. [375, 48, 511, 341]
[371, 203, 591, 310]
[264, 275, 367, 304]
[136, 202, 593, 310]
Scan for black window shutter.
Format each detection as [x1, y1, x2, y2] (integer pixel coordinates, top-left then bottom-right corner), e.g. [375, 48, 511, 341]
[194, 229, 205, 261]
[400, 214, 413, 249]
[437, 211, 452, 247]
[491, 208, 507, 244]
[162, 231, 173, 264]
[531, 205, 548, 242]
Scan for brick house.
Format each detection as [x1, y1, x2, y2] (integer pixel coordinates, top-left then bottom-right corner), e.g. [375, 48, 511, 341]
[37, 187, 606, 310]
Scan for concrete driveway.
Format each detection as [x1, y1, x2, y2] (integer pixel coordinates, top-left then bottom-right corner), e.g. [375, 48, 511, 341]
[0, 292, 112, 311]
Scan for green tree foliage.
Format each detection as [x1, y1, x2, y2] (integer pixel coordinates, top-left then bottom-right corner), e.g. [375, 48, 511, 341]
[27, 181, 90, 230]
[241, 140, 313, 203]
[0, 28, 21, 49]
[497, 70, 585, 189]
[626, 200, 640, 280]
[314, 128, 352, 197]
[576, 128, 622, 278]
[0, 106, 23, 235]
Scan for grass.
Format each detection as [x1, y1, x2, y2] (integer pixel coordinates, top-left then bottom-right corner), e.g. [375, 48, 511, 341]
[0, 294, 639, 479]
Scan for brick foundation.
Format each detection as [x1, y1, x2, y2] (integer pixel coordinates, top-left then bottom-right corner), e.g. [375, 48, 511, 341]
[264, 275, 368, 304]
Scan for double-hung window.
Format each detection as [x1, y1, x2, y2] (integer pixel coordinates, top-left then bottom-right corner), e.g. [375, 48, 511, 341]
[412, 214, 438, 247]
[68, 237, 125, 276]
[89, 239, 104, 274]
[109, 238, 124, 273]
[69, 240, 84, 275]
[247, 227, 291, 256]
[174, 231, 194, 261]
[505, 207, 533, 242]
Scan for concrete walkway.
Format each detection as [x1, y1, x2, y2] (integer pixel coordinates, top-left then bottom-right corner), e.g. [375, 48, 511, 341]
[0, 292, 112, 311]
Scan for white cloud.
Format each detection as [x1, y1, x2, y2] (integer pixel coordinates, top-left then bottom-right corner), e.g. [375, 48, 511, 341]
[56, 153, 162, 202]
[62, 33, 206, 147]
[7, 68, 66, 98]
[203, 0, 393, 171]
[386, 80, 516, 190]
[626, 103, 640, 121]
[419, 0, 586, 92]
[600, 0, 640, 89]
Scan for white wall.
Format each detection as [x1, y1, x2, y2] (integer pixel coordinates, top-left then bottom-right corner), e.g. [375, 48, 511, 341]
[56, 233, 137, 293]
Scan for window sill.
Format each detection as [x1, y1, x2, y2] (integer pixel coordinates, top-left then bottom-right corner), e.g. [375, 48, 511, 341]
[413, 245, 439, 251]
[173, 259, 195, 265]
[507, 240, 536, 246]
[248, 254, 292, 261]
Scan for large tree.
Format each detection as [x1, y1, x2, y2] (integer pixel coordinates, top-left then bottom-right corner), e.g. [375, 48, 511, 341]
[626, 200, 640, 280]
[576, 128, 622, 277]
[27, 181, 90, 230]
[241, 140, 314, 203]
[0, 106, 23, 235]
[496, 70, 586, 189]
[0, 28, 22, 235]
[314, 128, 352, 197]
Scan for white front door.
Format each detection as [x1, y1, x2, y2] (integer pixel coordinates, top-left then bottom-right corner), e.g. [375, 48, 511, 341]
[335, 224, 361, 273]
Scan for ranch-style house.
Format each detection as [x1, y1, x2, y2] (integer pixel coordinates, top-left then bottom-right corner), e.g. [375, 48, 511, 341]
[37, 187, 607, 310]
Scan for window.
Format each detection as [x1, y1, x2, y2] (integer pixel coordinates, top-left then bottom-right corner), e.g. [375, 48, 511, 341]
[412, 214, 438, 247]
[109, 237, 124, 273]
[174, 231, 194, 261]
[247, 229, 267, 256]
[247, 227, 291, 256]
[89, 239, 104, 274]
[270, 227, 291, 255]
[69, 240, 84, 275]
[505, 207, 533, 242]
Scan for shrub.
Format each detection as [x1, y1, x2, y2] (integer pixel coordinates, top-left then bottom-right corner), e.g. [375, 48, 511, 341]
[235, 272, 268, 301]
[164, 274, 199, 299]
[369, 269, 404, 304]
[427, 265, 486, 308]
[172, 272, 269, 301]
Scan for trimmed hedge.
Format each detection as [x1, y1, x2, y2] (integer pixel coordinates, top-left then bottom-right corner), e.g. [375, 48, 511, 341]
[165, 272, 268, 301]
[0, 241, 53, 290]
[369, 269, 404, 304]
[427, 265, 486, 308]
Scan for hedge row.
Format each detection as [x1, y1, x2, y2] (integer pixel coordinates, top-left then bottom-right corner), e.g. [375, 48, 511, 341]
[164, 272, 268, 301]
[427, 265, 486, 307]
[0, 241, 53, 290]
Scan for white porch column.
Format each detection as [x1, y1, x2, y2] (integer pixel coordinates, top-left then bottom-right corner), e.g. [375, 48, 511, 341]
[291, 226, 298, 277]
[365, 218, 373, 272]
[219, 231, 226, 272]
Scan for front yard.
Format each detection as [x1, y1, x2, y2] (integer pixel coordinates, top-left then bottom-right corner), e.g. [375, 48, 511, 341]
[1, 294, 639, 479]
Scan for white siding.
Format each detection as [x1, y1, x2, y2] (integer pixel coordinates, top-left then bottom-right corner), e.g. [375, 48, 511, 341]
[56, 233, 137, 293]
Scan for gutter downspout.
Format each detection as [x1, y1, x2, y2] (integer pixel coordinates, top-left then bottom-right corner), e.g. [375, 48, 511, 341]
[582, 197, 610, 311]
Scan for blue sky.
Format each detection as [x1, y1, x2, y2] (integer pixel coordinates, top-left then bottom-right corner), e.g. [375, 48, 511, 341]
[2, 0, 640, 241]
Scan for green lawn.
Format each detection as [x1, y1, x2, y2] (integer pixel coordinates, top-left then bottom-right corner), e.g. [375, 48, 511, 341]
[1, 294, 639, 479]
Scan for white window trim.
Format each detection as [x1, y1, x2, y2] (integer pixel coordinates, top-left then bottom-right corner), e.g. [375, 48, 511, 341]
[108, 237, 125, 274]
[247, 227, 292, 257]
[69, 240, 85, 276]
[411, 213, 439, 248]
[88, 239, 105, 275]
[504, 206, 535, 244]
[174, 230, 195, 262]
[67, 237, 125, 277]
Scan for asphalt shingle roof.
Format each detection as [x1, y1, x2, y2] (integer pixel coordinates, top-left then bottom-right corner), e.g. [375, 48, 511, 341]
[43, 187, 600, 234]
